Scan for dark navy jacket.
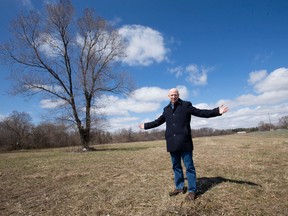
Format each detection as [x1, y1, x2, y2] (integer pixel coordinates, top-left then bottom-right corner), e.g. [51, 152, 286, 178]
[144, 99, 221, 152]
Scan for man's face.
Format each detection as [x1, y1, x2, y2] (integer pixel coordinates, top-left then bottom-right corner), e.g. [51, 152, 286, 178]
[168, 89, 179, 104]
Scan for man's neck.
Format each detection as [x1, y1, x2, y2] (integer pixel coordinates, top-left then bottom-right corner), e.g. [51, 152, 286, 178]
[171, 100, 178, 105]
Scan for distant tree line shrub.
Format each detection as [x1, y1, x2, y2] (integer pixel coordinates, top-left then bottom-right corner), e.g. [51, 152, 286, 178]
[0, 111, 287, 151]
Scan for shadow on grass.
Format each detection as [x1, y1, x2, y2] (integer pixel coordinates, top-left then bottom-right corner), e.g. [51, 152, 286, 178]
[196, 176, 262, 196]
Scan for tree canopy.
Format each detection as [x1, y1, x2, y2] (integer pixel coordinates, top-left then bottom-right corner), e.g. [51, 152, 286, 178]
[0, 0, 133, 148]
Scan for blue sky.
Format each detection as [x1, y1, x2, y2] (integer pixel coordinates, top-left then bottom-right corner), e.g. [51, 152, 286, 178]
[1, 0, 288, 131]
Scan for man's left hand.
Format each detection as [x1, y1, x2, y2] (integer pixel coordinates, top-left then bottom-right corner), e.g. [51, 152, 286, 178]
[219, 105, 229, 114]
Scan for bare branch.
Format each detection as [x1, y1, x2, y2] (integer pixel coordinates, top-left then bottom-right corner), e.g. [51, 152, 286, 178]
[0, 0, 134, 148]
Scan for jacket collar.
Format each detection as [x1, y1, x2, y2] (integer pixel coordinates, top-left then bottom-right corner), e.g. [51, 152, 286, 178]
[168, 98, 183, 107]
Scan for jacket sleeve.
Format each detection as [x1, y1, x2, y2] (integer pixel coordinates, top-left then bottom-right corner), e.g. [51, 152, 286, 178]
[144, 114, 166, 130]
[188, 102, 221, 118]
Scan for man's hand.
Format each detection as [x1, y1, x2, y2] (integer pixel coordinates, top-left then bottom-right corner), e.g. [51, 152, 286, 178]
[139, 124, 144, 129]
[219, 105, 229, 114]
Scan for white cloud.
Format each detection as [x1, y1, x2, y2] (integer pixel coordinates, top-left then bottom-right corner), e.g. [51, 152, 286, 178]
[118, 25, 168, 66]
[39, 24, 168, 66]
[169, 64, 213, 85]
[91, 86, 190, 131]
[237, 90, 288, 106]
[177, 86, 189, 99]
[93, 95, 162, 116]
[0, 114, 5, 121]
[168, 66, 184, 78]
[219, 68, 288, 109]
[125, 67, 288, 131]
[110, 116, 139, 124]
[40, 99, 66, 109]
[193, 103, 288, 130]
[206, 68, 288, 129]
[75, 30, 121, 62]
[38, 33, 63, 58]
[27, 84, 64, 94]
[37, 67, 288, 132]
[217, 90, 288, 109]
[186, 64, 208, 85]
[193, 103, 211, 109]
[252, 68, 288, 93]
[130, 87, 169, 102]
[248, 70, 268, 84]
[108, 116, 140, 132]
[129, 85, 189, 102]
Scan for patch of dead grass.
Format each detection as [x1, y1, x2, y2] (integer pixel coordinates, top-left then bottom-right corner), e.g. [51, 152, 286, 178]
[1, 131, 288, 215]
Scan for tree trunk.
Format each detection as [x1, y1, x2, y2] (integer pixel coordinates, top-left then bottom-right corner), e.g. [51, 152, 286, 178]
[79, 127, 90, 149]
[0, 0, 133, 151]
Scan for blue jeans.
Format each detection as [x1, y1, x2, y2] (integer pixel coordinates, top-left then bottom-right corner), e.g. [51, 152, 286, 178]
[170, 151, 196, 193]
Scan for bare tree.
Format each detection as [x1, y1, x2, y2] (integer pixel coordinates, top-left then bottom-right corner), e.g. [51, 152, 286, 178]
[1, 111, 33, 150]
[0, 0, 133, 148]
[278, 116, 288, 129]
[32, 122, 72, 148]
[258, 121, 275, 131]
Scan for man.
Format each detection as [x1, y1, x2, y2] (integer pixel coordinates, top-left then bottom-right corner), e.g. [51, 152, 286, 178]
[139, 88, 228, 201]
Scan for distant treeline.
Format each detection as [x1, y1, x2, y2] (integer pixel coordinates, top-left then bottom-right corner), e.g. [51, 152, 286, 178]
[0, 111, 287, 151]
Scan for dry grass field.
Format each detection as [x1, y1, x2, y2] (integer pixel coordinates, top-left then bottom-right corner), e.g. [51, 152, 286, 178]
[1, 130, 288, 216]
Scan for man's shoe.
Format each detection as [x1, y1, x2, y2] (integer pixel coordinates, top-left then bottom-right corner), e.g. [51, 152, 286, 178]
[185, 192, 196, 201]
[169, 186, 187, 196]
